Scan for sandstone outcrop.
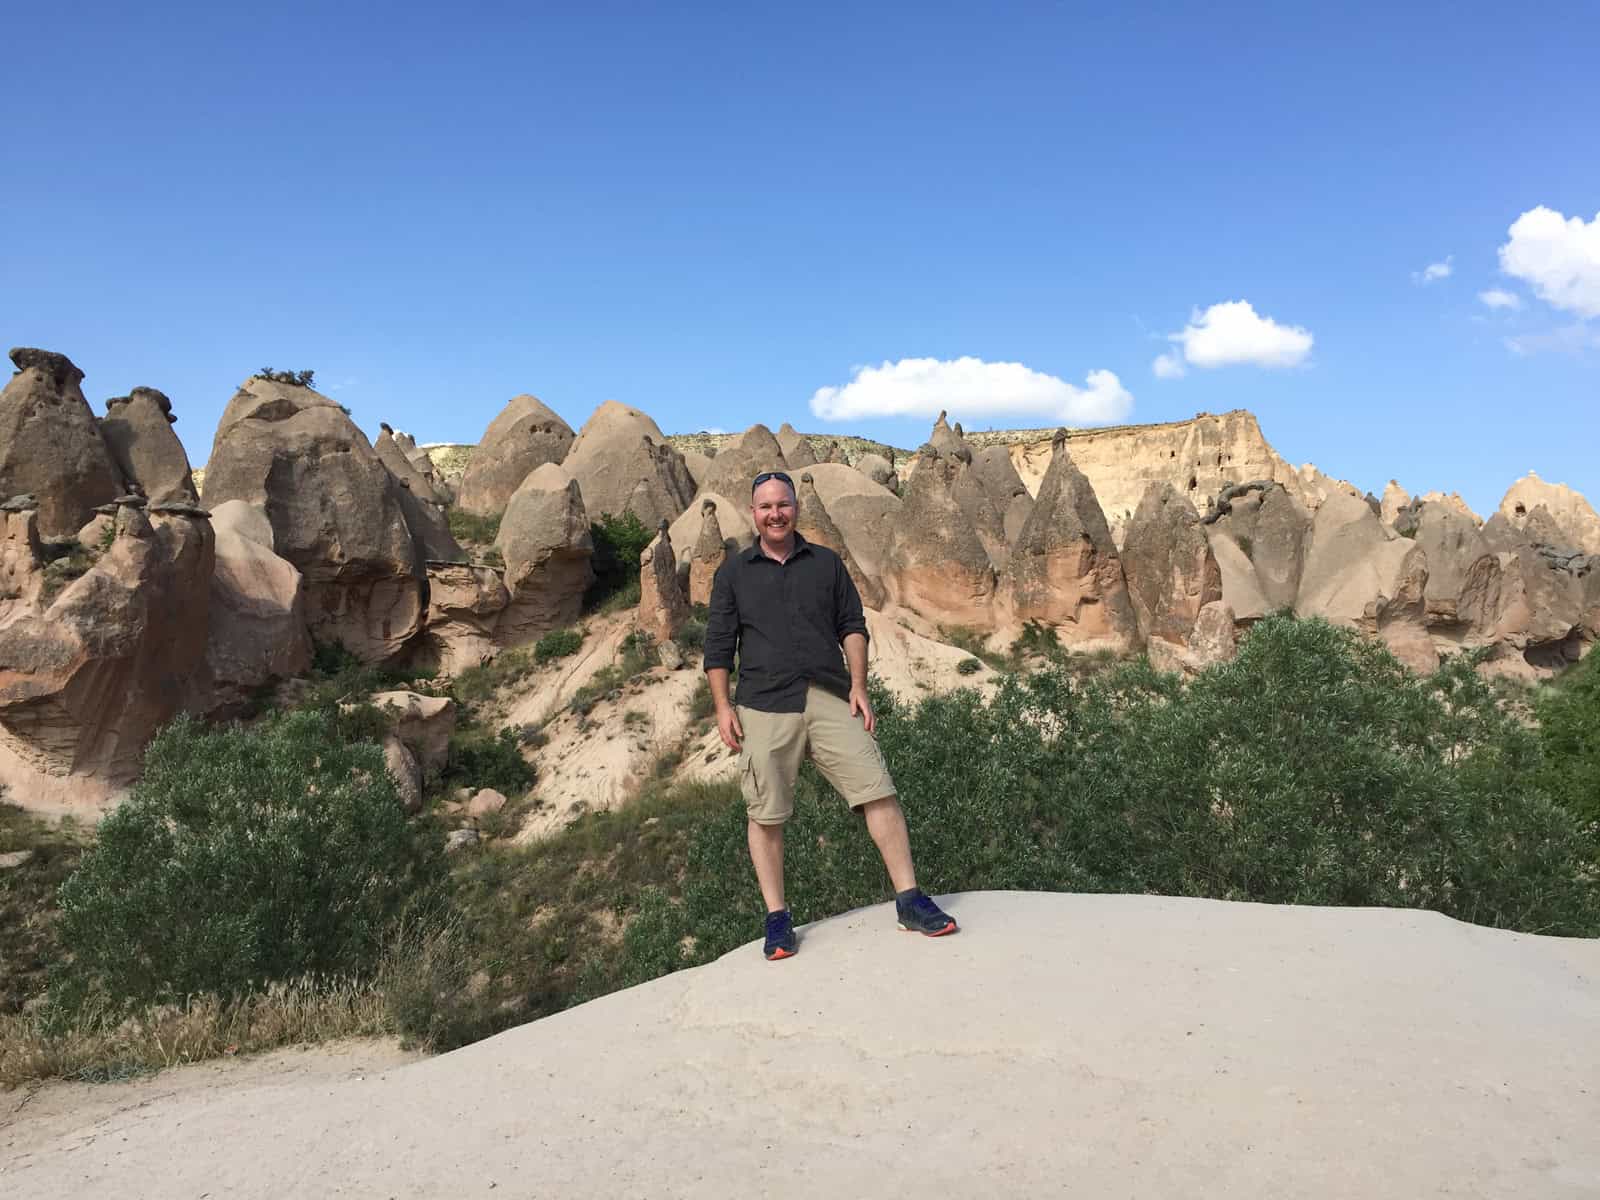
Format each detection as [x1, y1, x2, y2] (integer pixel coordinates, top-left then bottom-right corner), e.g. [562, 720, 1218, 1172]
[681, 449, 713, 492]
[1295, 489, 1436, 672]
[971, 446, 1033, 549]
[1204, 483, 1312, 621]
[370, 690, 456, 776]
[1409, 502, 1501, 641]
[100, 387, 199, 507]
[855, 452, 898, 493]
[563, 401, 694, 527]
[0, 349, 123, 539]
[418, 563, 509, 674]
[201, 377, 426, 661]
[0, 500, 213, 780]
[1004, 432, 1137, 648]
[1147, 600, 1237, 676]
[456, 395, 574, 516]
[494, 463, 592, 645]
[801, 463, 902, 582]
[1121, 483, 1221, 647]
[639, 521, 689, 646]
[797, 472, 886, 610]
[669, 493, 749, 579]
[1499, 473, 1600, 555]
[687, 499, 728, 606]
[886, 446, 997, 627]
[1380, 481, 1410, 528]
[204, 500, 311, 710]
[698, 424, 789, 501]
[776, 423, 818, 468]
[928, 410, 967, 456]
[375, 424, 443, 505]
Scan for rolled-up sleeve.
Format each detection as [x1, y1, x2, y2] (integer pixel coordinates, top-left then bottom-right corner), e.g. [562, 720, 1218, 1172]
[833, 558, 867, 644]
[702, 560, 739, 671]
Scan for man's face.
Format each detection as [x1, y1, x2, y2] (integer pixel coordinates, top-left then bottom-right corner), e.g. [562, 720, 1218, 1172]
[751, 478, 797, 543]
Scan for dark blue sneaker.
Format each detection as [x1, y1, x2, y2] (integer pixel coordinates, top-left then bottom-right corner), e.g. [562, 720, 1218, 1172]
[764, 909, 797, 960]
[895, 890, 958, 937]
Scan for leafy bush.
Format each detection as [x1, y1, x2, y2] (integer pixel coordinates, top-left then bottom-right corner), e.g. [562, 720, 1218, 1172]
[1536, 650, 1600, 831]
[584, 511, 655, 612]
[957, 657, 982, 675]
[255, 368, 315, 388]
[452, 647, 534, 704]
[439, 724, 535, 799]
[447, 508, 502, 546]
[1009, 620, 1064, 664]
[598, 616, 1599, 990]
[535, 627, 584, 663]
[53, 712, 447, 1010]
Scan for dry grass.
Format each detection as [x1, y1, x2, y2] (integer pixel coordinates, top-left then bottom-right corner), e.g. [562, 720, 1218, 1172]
[0, 978, 392, 1088]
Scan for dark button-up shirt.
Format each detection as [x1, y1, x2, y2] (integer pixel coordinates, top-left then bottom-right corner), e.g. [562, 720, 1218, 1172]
[702, 532, 868, 713]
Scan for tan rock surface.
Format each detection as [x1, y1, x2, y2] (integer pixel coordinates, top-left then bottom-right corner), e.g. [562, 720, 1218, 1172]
[494, 463, 592, 647]
[697, 423, 789, 501]
[1499, 472, 1600, 555]
[638, 521, 688, 646]
[796, 472, 886, 610]
[374, 424, 443, 505]
[775, 422, 817, 468]
[0, 348, 123, 539]
[686, 499, 728, 606]
[204, 504, 312, 709]
[854, 451, 898, 492]
[417, 562, 509, 675]
[200, 377, 424, 662]
[455, 394, 574, 516]
[99, 387, 199, 507]
[885, 446, 998, 627]
[1121, 482, 1221, 646]
[369, 690, 456, 775]
[8, 893, 1597, 1199]
[562, 400, 694, 527]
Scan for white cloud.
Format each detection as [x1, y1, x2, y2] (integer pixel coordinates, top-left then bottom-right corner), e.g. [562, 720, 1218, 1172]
[1498, 206, 1600, 317]
[808, 357, 1133, 425]
[1159, 300, 1314, 373]
[1505, 324, 1600, 357]
[1478, 289, 1523, 311]
[1152, 351, 1186, 380]
[1413, 256, 1453, 285]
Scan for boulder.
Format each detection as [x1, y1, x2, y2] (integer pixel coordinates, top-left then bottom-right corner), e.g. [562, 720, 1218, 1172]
[0, 502, 213, 781]
[99, 387, 199, 507]
[467, 787, 507, 817]
[1121, 483, 1221, 647]
[775, 423, 818, 468]
[419, 563, 509, 675]
[370, 690, 457, 775]
[383, 736, 422, 813]
[687, 498, 729, 606]
[0, 348, 122, 539]
[204, 502, 312, 709]
[855, 452, 898, 493]
[1004, 431, 1138, 648]
[885, 445, 997, 627]
[1499, 472, 1600, 555]
[375, 424, 443, 505]
[563, 401, 695, 528]
[639, 520, 689, 645]
[456, 395, 575, 516]
[797, 472, 886, 610]
[494, 463, 593, 646]
[200, 376, 424, 662]
[698, 424, 790, 501]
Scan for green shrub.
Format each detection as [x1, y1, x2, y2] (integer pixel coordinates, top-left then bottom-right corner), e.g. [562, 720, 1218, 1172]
[54, 712, 446, 1010]
[957, 657, 982, 675]
[584, 511, 655, 612]
[1536, 651, 1600, 831]
[535, 627, 584, 664]
[439, 725, 535, 799]
[255, 368, 315, 388]
[452, 648, 534, 704]
[1009, 620, 1064, 664]
[447, 508, 502, 546]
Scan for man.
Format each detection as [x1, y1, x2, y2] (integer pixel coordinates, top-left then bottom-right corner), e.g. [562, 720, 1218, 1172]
[703, 469, 957, 960]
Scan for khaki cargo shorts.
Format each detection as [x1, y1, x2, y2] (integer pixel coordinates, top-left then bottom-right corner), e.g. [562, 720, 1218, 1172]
[738, 684, 897, 825]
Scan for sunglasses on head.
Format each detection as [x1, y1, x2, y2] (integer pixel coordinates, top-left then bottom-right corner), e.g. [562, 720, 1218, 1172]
[751, 471, 794, 492]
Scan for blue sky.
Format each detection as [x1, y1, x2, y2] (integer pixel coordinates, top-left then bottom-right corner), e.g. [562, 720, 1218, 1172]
[5, 2, 1597, 519]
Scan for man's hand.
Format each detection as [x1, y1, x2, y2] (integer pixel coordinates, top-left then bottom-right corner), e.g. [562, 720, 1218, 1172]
[848, 685, 875, 735]
[717, 704, 744, 752]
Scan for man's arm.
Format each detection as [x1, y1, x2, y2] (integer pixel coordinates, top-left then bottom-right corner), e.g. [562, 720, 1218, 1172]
[835, 560, 874, 733]
[703, 560, 743, 750]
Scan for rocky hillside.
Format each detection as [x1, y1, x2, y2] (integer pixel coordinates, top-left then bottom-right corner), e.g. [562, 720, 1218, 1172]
[2, 346, 1596, 826]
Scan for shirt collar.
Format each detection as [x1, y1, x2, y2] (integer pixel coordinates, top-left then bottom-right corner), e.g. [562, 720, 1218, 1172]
[744, 531, 811, 563]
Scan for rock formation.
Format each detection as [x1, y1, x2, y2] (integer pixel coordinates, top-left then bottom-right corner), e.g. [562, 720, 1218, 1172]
[0, 498, 213, 780]
[1499, 473, 1600, 555]
[927, 410, 967, 456]
[0, 349, 122, 539]
[100, 387, 199, 507]
[776, 423, 818, 468]
[1147, 600, 1238, 676]
[1004, 432, 1137, 648]
[200, 376, 425, 662]
[1121, 483, 1222, 648]
[639, 521, 689, 647]
[886, 446, 998, 627]
[375, 424, 442, 505]
[494, 463, 592, 645]
[1409, 502, 1502, 642]
[688, 499, 728, 606]
[797, 472, 886, 610]
[855, 452, 898, 493]
[971, 446, 1033, 549]
[698, 424, 790, 501]
[203, 500, 312, 711]
[419, 564, 509, 675]
[456, 395, 575, 516]
[563, 401, 694, 528]
[1380, 481, 1410, 529]
[800, 463, 902, 583]
[1203, 483, 1312, 622]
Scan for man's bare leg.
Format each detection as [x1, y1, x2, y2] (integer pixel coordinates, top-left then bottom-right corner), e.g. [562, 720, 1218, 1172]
[860, 795, 917, 893]
[748, 820, 787, 912]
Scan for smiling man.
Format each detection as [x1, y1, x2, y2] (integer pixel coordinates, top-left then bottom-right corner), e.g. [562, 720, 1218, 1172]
[702, 469, 957, 960]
